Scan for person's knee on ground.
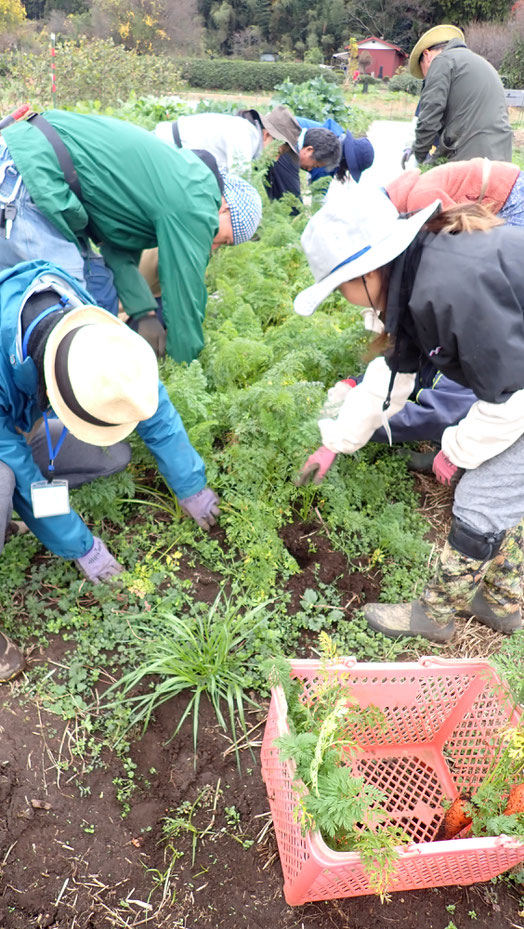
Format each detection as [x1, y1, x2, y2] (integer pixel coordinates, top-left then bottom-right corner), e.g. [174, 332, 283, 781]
[0, 462, 26, 681]
[29, 418, 131, 488]
[0, 461, 15, 552]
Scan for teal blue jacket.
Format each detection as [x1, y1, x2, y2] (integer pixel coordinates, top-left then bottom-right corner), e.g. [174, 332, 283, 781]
[0, 261, 206, 560]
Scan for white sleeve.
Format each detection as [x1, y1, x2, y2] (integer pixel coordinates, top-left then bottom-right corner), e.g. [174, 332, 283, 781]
[406, 115, 418, 147]
[319, 356, 416, 454]
[153, 122, 175, 146]
[442, 389, 524, 469]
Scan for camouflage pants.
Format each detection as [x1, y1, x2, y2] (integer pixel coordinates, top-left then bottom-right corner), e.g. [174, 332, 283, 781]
[421, 520, 524, 627]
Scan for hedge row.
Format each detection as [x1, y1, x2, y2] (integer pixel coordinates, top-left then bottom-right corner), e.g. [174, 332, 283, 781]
[177, 58, 342, 92]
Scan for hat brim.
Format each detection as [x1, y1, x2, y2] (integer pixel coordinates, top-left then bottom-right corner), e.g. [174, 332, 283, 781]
[44, 305, 138, 446]
[260, 116, 299, 156]
[409, 25, 465, 79]
[294, 199, 441, 317]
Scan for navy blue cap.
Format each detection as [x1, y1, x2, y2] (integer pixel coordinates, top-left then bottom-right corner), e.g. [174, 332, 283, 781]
[343, 131, 374, 182]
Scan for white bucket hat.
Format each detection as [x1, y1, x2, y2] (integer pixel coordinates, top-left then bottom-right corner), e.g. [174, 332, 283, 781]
[44, 305, 159, 446]
[294, 182, 441, 318]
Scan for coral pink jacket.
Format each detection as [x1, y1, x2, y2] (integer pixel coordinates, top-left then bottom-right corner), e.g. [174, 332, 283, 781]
[386, 158, 520, 213]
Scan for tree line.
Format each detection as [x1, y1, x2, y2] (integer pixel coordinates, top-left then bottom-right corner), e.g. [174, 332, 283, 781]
[0, 0, 518, 67]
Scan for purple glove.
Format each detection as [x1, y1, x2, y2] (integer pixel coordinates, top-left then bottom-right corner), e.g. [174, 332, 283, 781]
[296, 446, 337, 486]
[178, 486, 220, 530]
[75, 536, 123, 584]
[401, 147, 412, 170]
[432, 450, 464, 487]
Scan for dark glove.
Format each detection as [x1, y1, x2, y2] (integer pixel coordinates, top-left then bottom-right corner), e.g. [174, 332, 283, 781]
[178, 486, 220, 530]
[75, 536, 123, 584]
[432, 450, 464, 487]
[401, 147, 412, 170]
[296, 446, 337, 486]
[133, 315, 167, 358]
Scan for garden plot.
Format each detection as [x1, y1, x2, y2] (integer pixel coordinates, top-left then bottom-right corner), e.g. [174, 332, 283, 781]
[0, 111, 522, 926]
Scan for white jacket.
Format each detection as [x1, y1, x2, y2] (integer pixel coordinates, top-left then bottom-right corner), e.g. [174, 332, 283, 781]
[319, 356, 524, 469]
[154, 113, 262, 175]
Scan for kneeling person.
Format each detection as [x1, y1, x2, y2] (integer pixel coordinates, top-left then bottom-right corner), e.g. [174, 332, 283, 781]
[0, 261, 220, 681]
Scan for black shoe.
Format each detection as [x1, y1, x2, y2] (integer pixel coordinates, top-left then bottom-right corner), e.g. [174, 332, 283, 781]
[395, 449, 439, 474]
[0, 631, 25, 682]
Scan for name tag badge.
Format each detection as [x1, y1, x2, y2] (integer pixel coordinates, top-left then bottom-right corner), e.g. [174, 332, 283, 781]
[31, 480, 70, 518]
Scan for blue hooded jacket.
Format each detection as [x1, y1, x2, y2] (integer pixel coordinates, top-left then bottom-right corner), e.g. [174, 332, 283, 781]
[0, 260, 206, 560]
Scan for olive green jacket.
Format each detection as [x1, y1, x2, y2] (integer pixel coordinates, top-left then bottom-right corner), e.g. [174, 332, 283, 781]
[4, 111, 221, 362]
[414, 40, 512, 163]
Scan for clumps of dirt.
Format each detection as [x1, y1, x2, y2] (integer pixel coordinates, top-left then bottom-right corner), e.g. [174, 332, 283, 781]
[280, 521, 382, 615]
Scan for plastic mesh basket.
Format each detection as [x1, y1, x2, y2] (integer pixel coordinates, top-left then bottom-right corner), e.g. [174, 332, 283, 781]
[260, 657, 524, 905]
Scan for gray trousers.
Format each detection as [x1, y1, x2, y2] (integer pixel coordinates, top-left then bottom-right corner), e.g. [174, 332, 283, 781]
[453, 431, 524, 535]
[0, 419, 131, 553]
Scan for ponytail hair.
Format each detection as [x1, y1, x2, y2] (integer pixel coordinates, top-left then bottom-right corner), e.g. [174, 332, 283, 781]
[361, 203, 503, 363]
[425, 201, 505, 234]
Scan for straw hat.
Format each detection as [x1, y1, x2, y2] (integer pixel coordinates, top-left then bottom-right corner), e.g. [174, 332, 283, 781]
[43, 305, 159, 446]
[294, 181, 440, 318]
[261, 105, 300, 157]
[409, 24, 465, 79]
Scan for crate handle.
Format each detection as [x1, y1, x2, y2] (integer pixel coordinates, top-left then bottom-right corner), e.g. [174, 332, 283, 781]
[341, 656, 358, 668]
[494, 834, 524, 850]
[418, 656, 493, 669]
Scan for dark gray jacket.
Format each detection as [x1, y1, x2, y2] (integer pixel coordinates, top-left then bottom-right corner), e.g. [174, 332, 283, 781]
[414, 39, 512, 163]
[386, 224, 524, 404]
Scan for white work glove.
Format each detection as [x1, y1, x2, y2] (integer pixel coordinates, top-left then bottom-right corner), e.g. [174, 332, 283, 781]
[75, 537, 123, 584]
[178, 487, 220, 530]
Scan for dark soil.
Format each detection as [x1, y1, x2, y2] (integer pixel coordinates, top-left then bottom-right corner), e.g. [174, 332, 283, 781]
[0, 521, 522, 929]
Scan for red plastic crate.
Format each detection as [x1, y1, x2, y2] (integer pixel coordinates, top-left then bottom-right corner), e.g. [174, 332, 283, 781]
[261, 656, 524, 904]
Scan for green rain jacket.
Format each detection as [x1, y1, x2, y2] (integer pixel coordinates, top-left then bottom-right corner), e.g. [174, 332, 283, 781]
[3, 111, 222, 363]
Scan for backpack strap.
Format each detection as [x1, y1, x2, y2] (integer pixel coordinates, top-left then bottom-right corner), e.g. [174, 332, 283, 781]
[171, 121, 182, 148]
[27, 113, 83, 201]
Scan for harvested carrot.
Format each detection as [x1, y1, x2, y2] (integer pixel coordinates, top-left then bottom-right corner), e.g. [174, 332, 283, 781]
[503, 783, 524, 816]
[434, 796, 472, 841]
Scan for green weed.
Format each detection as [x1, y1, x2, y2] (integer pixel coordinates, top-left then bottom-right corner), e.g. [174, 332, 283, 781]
[102, 594, 272, 763]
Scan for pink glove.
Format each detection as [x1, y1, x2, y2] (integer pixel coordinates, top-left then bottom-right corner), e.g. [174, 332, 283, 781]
[178, 486, 220, 530]
[296, 446, 337, 486]
[432, 450, 464, 486]
[75, 537, 123, 584]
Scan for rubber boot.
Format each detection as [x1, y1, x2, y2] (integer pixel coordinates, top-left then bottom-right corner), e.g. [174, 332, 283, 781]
[466, 521, 524, 634]
[364, 541, 488, 643]
[364, 599, 455, 643]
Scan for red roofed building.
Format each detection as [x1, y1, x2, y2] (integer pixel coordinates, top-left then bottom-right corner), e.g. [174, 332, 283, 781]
[357, 37, 408, 78]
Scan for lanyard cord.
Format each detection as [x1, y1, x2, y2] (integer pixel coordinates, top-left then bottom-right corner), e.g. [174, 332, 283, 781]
[43, 411, 68, 477]
[21, 296, 70, 360]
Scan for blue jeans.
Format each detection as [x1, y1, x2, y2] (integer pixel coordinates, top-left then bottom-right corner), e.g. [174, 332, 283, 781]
[499, 170, 524, 227]
[0, 142, 118, 315]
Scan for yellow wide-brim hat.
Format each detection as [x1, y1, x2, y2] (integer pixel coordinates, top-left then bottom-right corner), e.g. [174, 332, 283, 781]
[44, 305, 159, 446]
[409, 24, 465, 79]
